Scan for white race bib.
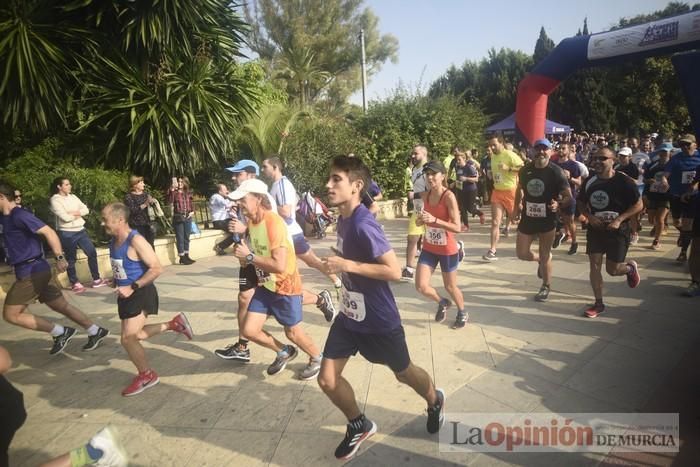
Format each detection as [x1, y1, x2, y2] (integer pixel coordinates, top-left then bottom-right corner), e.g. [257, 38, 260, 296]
[425, 227, 447, 246]
[455, 180, 464, 190]
[525, 202, 546, 218]
[494, 172, 503, 184]
[594, 211, 620, 222]
[340, 287, 366, 322]
[682, 170, 696, 184]
[110, 258, 127, 280]
[255, 266, 272, 284]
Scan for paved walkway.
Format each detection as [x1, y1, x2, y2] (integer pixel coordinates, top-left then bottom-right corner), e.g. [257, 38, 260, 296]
[3, 218, 698, 466]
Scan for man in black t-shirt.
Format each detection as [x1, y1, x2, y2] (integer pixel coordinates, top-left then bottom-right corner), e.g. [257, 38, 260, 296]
[578, 147, 643, 318]
[513, 139, 571, 302]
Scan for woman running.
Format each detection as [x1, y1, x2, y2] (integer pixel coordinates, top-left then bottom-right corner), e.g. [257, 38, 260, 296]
[414, 160, 467, 329]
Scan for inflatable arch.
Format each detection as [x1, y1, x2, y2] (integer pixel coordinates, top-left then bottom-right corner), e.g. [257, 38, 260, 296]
[516, 10, 700, 145]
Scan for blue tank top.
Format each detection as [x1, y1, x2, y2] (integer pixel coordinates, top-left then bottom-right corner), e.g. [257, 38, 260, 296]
[109, 230, 147, 286]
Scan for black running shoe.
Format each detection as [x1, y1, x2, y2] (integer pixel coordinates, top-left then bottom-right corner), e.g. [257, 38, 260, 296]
[552, 231, 565, 249]
[50, 327, 77, 355]
[82, 327, 109, 351]
[427, 388, 446, 434]
[317, 290, 338, 322]
[335, 418, 377, 460]
[214, 342, 251, 362]
[568, 242, 578, 255]
[435, 298, 450, 323]
[267, 345, 298, 375]
[534, 285, 550, 302]
[452, 311, 468, 329]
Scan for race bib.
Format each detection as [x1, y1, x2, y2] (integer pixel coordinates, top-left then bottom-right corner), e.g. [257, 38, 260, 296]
[494, 172, 503, 184]
[682, 170, 696, 184]
[110, 258, 127, 280]
[255, 266, 272, 284]
[425, 227, 447, 246]
[525, 202, 546, 218]
[456, 180, 464, 190]
[340, 287, 366, 322]
[594, 211, 620, 222]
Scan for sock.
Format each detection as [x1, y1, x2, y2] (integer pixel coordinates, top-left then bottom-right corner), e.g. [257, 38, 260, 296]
[406, 266, 415, 274]
[69, 443, 102, 467]
[349, 414, 366, 431]
[87, 324, 99, 336]
[50, 324, 65, 337]
[311, 354, 322, 362]
[238, 338, 249, 347]
[334, 278, 342, 288]
[594, 298, 603, 306]
[626, 264, 633, 273]
[278, 345, 290, 357]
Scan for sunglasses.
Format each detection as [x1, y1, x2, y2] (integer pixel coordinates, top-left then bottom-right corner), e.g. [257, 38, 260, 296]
[14, 194, 21, 198]
[592, 156, 613, 162]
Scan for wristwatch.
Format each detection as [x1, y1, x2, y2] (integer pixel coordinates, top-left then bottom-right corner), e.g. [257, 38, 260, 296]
[56, 254, 65, 261]
[131, 282, 140, 290]
[246, 253, 255, 264]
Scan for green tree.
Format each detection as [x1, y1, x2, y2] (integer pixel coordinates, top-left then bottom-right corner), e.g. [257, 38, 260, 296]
[533, 27, 555, 66]
[244, 0, 398, 106]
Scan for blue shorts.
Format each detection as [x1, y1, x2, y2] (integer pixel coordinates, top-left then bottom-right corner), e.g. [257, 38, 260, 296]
[292, 233, 311, 255]
[417, 250, 459, 273]
[248, 286, 303, 327]
[561, 199, 576, 217]
[323, 319, 410, 373]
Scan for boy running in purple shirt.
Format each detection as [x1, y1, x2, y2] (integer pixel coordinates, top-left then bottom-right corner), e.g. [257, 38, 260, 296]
[318, 156, 445, 460]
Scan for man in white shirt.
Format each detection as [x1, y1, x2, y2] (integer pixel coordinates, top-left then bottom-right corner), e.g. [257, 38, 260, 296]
[261, 156, 339, 321]
[210, 183, 235, 255]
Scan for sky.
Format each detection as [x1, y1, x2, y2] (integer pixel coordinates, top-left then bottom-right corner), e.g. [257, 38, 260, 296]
[349, 0, 675, 105]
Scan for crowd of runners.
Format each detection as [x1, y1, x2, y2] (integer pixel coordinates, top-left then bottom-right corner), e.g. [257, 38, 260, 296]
[1, 131, 699, 465]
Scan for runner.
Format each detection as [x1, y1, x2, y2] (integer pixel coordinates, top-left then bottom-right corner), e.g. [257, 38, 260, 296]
[102, 203, 193, 396]
[0, 180, 109, 355]
[578, 147, 643, 318]
[414, 160, 467, 328]
[210, 183, 235, 255]
[643, 143, 672, 250]
[454, 151, 485, 231]
[553, 142, 581, 254]
[513, 139, 572, 301]
[682, 164, 700, 297]
[401, 145, 429, 280]
[229, 179, 322, 380]
[483, 136, 524, 261]
[319, 155, 445, 460]
[261, 156, 338, 319]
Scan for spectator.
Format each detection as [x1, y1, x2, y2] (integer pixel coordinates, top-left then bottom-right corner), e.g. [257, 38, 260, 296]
[167, 176, 196, 265]
[123, 175, 156, 249]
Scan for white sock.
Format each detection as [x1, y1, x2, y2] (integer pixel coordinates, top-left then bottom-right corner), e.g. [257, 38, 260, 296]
[407, 266, 415, 274]
[50, 324, 65, 337]
[334, 278, 342, 288]
[87, 324, 99, 336]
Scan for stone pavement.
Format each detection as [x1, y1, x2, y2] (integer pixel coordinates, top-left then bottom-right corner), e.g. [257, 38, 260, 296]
[3, 218, 698, 466]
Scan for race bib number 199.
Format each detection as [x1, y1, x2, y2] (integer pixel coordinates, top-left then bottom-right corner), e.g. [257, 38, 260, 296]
[340, 288, 366, 322]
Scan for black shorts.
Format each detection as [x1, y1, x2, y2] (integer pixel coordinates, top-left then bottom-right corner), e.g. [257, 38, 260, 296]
[323, 320, 411, 373]
[239, 264, 258, 293]
[118, 284, 159, 320]
[517, 218, 556, 235]
[646, 196, 670, 210]
[586, 227, 630, 264]
[670, 196, 696, 220]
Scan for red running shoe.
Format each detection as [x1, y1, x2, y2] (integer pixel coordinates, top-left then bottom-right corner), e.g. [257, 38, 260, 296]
[626, 260, 640, 288]
[169, 313, 194, 340]
[584, 303, 605, 318]
[122, 370, 159, 396]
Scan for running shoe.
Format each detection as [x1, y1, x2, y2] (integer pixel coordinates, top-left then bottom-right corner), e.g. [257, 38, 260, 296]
[169, 313, 194, 340]
[584, 302, 606, 318]
[299, 357, 322, 380]
[435, 298, 450, 323]
[568, 242, 578, 255]
[214, 342, 250, 362]
[457, 240, 465, 262]
[626, 260, 640, 288]
[122, 370, 159, 397]
[651, 240, 660, 251]
[50, 327, 77, 355]
[400, 268, 414, 281]
[92, 278, 109, 288]
[317, 290, 338, 322]
[427, 388, 446, 434]
[72, 282, 86, 294]
[482, 250, 497, 261]
[452, 310, 468, 329]
[82, 327, 110, 351]
[676, 251, 687, 263]
[267, 345, 298, 375]
[630, 233, 639, 245]
[562, 234, 570, 244]
[479, 213, 485, 225]
[461, 224, 469, 233]
[683, 282, 700, 297]
[214, 245, 226, 256]
[334, 418, 377, 460]
[89, 426, 128, 467]
[552, 231, 565, 249]
[534, 285, 550, 302]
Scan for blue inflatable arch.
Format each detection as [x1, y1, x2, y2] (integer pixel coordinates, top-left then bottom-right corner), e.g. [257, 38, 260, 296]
[516, 10, 700, 144]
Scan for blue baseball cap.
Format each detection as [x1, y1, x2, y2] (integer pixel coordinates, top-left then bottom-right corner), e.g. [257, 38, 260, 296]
[533, 138, 552, 149]
[225, 159, 259, 175]
[655, 142, 674, 153]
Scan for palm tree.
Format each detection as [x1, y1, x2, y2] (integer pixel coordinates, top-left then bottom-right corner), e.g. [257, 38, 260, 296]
[275, 48, 331, 108]
[240, 102, 308, 161]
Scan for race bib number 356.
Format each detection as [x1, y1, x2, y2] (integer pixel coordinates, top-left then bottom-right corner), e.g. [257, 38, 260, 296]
[425, 227, 447, 246]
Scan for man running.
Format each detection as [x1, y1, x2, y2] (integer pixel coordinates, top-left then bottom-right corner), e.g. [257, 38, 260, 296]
[401, 145, 429, 280]
[553, 142, 581, 254]
[261, 156, 338, 318]
[229, 179, 322, 380]
[102, 203, 193, 396]
[578, 147, 643, 318]
[513, 139, 572, 302]
[0, 181, 109, 355]
[483, 136, 524, 261]
[319, 155, 445, 461]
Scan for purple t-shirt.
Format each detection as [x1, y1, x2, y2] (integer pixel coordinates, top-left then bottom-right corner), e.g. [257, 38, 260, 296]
[1, 207, 50, 279]
[335, 204, 401, 334]
[557, 159, 582, 195]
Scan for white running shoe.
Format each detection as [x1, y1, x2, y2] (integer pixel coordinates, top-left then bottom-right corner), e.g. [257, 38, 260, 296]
[90, 426, 128, 467]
